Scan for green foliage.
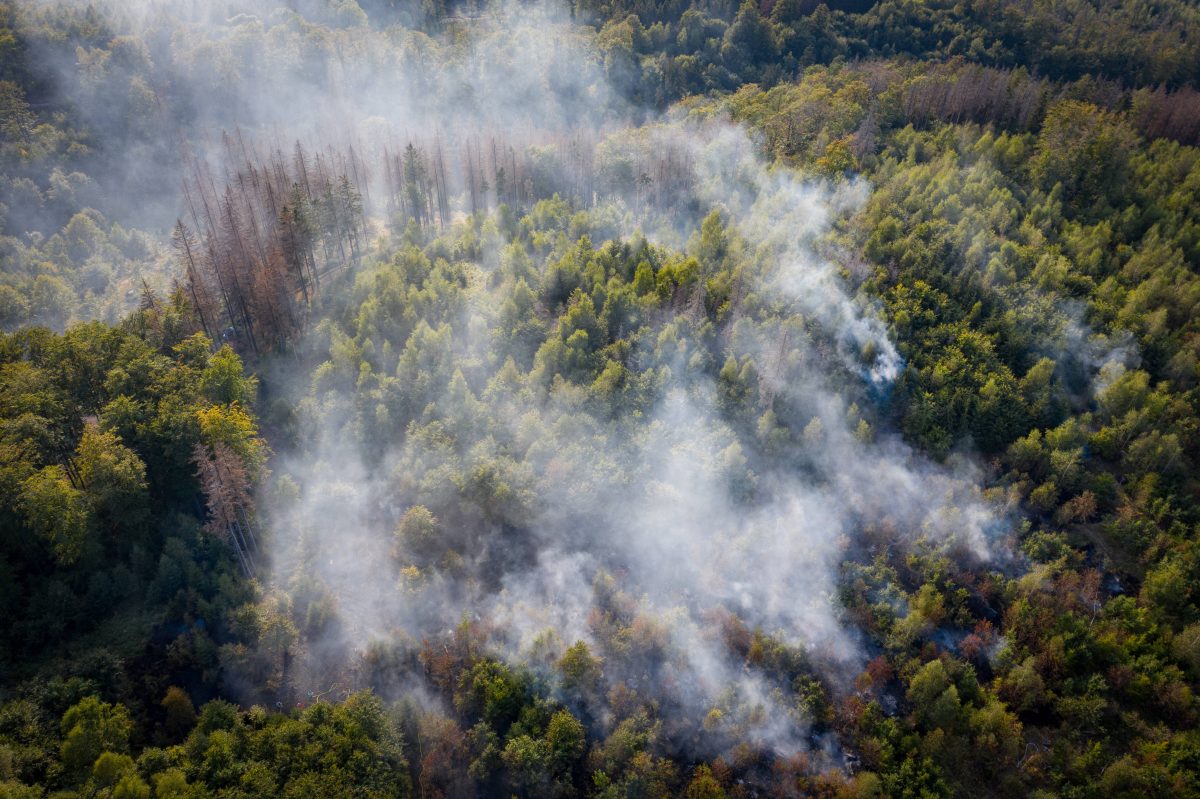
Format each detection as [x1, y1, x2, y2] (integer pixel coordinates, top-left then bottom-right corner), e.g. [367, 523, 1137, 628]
[0, 306, 264, 749]
[4, 1, 1200, 798]
[18, 465, 89, 566]
[59, 697, 131, 779]
[1032, 101, 1138, 218]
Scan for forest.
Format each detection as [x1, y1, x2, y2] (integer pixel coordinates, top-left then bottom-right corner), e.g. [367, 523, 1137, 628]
[2, 0, 1200, 797]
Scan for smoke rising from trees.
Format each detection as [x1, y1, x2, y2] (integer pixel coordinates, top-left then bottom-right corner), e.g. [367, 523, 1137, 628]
[13, 0, 1019, 758]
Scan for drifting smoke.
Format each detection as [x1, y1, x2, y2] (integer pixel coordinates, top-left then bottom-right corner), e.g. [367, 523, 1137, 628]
[260, 111, 1008, 756]
[15, 0, 627, 231]
[626, 121, 901, 384]
[18, 0, 1013, 761]
[1053, 302, 1141, 400]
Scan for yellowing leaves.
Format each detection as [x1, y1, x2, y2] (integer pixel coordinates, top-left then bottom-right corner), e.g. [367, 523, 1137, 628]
[196, 403, 268, 478]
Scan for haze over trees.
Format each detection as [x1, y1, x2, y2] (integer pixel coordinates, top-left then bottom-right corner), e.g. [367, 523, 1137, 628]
[2, 0, 1200, 797]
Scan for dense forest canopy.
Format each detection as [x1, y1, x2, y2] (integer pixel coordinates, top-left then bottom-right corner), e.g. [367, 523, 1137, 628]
[2, 0, 1200, 797]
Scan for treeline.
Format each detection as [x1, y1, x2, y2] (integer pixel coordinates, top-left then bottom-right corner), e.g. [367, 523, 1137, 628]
[8, 167, 1200, 796]
[3, 0, 1200, 797]
[0, 0, 623, 332]
[724, 59, 1200, 184]
[9, 0, 1197, 337]
[890, 61, 1200, 146]
[381, 128, 697, 225]
[579, 0, 1200, 106]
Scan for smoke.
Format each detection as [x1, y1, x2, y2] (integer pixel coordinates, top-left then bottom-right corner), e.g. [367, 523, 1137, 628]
[12, 0, 627, 233]
[259, 110, 1007, 757]
[635, 120, 901, 384]
[1052, 301, 1141, 401]
[15, 0, 1012, 763]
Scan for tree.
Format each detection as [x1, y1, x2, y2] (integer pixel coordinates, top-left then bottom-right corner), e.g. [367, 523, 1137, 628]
[721, 0, 774, 79]
[684, 765, 728, 799]
[173, 220, 215, 341]
[18, 466, 90, 566]
[0, 81, 36, 149]
[394, 504, 440, 563]
[200, 345, 257, 406]
[558, 641, 602, 700]
[502, 734, 553, 797]
[1031, 101, 1137, 215]
[75, 422, 148, 539]
[193, 442, 256, 577]
[160, 687, 197, 742]
[91, 752, 150, 798]
[196, 403, 267, 478]
[545, 709, 585, 770]
[60, 697, 132, 780]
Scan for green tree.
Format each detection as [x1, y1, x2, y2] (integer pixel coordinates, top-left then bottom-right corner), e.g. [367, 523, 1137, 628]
[19, 466, 90, 566]
[75, 422, 148, 538]
[60, 697, 132, 780]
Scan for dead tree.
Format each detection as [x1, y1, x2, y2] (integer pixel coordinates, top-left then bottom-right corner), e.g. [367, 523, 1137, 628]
[172, 220, 215, 341]
[194, 441, 258, 578]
